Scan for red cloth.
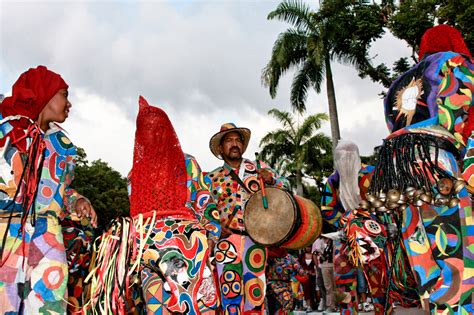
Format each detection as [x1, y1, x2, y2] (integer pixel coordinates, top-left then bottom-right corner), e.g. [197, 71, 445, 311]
[129, 96, 192, 219]
[418, 24, 471, 60]
[463, 106, 474, 142]
[0, 65, 68, 151]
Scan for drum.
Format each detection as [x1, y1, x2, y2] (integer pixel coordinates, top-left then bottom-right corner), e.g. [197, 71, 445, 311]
[244, 187, 322, 250]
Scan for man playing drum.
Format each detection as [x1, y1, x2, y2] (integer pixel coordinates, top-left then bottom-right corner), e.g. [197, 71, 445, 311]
[206, 123, 288, 315]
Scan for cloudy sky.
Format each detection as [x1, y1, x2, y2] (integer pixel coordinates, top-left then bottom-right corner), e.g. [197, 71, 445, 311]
[0, 0, 411, 176]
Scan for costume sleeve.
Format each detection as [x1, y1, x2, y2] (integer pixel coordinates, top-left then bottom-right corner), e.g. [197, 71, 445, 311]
[187, 157, 221, 241]
[259, 160, 290, 189]
[290, 255, 307, 278]
[320, 173, 342, 228]
[62, 147, 84, 219]
[436, 54, 474, 186]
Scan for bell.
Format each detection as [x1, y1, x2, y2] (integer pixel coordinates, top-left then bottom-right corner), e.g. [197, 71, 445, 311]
[377, 206, 388, 212]
[448, 197, 460, 208]
[378, 191, 387, 202]
[405, 186, 416, 199]
[414, 189, 424, 199]
[453, 180, 465, 194]
[360, 200, 371, 210]
[397, 194, 407, 204]
[366, 193, 376, 203]
[387, 189, 401, 203]
[434, 196, 448, 206]
[413, 198, 424, 207]
[419, 192, 432, 204]
[437, 178, 454, 196]
[387, 202, 399, 210]
[372, 199, 383, 208]
[398, 204, 407, 212]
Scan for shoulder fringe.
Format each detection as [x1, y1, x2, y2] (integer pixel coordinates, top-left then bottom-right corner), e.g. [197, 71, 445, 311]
[82, 212, 157, 314]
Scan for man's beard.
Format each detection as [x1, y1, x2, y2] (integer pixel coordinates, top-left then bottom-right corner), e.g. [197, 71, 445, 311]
[225, 147, 242, 161]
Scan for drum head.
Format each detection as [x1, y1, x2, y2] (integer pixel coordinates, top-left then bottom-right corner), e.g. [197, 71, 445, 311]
[244, 187, 297, 246]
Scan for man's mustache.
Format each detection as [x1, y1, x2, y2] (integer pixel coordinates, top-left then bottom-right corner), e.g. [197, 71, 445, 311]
[230, 146, 241, 153]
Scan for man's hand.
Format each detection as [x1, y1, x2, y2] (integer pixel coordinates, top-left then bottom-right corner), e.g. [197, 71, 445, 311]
[220, 226, 233, 239]
[74, 198, 98, 228]
[207, 238, 216, 255]
[257, 169, 275, 185]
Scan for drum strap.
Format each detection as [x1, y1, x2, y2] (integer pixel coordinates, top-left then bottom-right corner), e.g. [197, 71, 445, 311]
[228, 168, 252, 194]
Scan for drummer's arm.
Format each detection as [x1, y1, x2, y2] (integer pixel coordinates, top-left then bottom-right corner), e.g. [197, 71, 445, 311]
[258, 161, 290, 189]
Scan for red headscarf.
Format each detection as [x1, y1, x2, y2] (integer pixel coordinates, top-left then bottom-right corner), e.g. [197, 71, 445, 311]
[418, 24, 472, 60]
[0, 65, 68, 151]
[129, 96, 192, 219]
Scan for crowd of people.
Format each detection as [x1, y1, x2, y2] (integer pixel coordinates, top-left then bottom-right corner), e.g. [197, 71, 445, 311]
[0, 24, 473, 315]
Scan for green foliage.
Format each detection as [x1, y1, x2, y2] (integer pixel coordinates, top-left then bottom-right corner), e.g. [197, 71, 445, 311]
[260, 109, 332, 196]
[438, 0, 474, 52]
[353, 1, 473, 89]
[388, 0, 437, 57]
[264, 0, 389, 147]
[70, 149, 130, 230]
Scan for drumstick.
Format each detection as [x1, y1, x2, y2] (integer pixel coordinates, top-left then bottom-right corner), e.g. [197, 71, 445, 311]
[255, 152, 268, 209]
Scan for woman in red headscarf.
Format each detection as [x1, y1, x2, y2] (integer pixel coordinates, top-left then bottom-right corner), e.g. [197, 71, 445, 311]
[0, 66, 96, 314]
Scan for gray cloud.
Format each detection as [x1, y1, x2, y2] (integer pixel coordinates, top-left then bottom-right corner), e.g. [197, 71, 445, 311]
[1, 0, 410, 175]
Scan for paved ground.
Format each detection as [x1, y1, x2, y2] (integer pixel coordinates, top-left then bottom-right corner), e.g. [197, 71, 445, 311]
[292, 307, 426, 314]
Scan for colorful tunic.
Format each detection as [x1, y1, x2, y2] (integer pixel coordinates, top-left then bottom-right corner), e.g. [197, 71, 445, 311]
[321, 165, 395, 314]
[266, 253, 306, 314]
[135, 154, 221, 314]
[0, 119, 81, 314]
[206, 159, 288, 315]
[382, 51, 474, 314]
[320, 165, 373, 229]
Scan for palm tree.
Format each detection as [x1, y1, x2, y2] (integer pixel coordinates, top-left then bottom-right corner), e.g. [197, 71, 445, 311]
[262, 0, 385, 151]
[260, 108, 331, 196]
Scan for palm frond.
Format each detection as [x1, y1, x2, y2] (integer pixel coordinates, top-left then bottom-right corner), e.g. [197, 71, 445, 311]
[267, 0, 315, 33]
[297, 113, 329, 142]
[262, 29, 308, 98]
[267, 108, 297, 137]
[290, 59, 324, 113]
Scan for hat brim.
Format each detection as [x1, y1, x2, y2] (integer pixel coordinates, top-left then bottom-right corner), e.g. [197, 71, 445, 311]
[209, 127, 251, 159]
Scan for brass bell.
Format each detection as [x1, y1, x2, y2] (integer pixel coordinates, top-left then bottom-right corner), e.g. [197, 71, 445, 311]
[448, 197, 460, 208]
[387, 202, 399, 210]
[437, 178, 454, 196]
[377, 205, 388, 212]
[419, 192, 432, 204]
[405, 186, 416, 198]
[413, 198, 424, 207]
[435, 196, 448, 206]
[360, 200, 371, 210]
[366, 193, 376, 203]
[397, 194, 407, 204]
[387, 189, 401, 203]
[378, 191, 387, 202]
[414, 189, 424, 199]
[372, 199, 383, 208]
[453, 180, 465, 194]
[398, 204, 407, 212]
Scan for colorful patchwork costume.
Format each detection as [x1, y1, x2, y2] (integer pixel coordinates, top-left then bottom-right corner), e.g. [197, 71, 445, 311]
[321, 141, 419, 314]
[206, 123, 289, 315]
[266, 249, 307, 314]
[0, 66, 88, 314]
[368, 25, 474, 314]
[85, 97, 221, 315]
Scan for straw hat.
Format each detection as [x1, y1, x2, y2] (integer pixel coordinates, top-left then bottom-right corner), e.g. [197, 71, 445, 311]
[209, 123, 251, 159]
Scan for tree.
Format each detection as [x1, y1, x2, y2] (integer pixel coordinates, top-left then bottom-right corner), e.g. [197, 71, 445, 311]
[360, 0, 473, 89]
[262, 0, 386, 150]
[70, 149, 130, 230]
[260, 109, 331, 196]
